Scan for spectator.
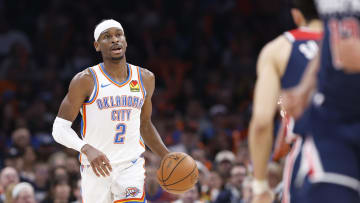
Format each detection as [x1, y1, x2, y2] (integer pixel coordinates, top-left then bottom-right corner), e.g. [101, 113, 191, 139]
[42, 179, 71, 203]
[0, 16, 31, 58]
[3, 147, 24, 172]
[33, 162, 50, 202]
[12, 182, 36, 203]
[215, 164, 247, 203]
[11, 128, 31, 150]
[21, 146, 37, 182]
[172, 184, 204, 203]
[70, 178, 81, 203]
[0, 166, 19, 202]
[206, 171, 223, 202]
[214, 150, 235, 181]
[242, 176, 253, 203]
[169, 125, 200, 154]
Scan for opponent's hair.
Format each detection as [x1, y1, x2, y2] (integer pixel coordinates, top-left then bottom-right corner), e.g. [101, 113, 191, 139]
[291, 0, 319, 22]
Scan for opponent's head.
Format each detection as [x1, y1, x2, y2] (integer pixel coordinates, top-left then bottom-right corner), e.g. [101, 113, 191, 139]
[93, 19, 127, 61]
[291, 0, 319, 27]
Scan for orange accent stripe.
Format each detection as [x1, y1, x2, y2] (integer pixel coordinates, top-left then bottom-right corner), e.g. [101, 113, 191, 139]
[98, 64, 132, 88]
[139, 140, 145, 148]
[82, 105, 87, 137]
[137, 67, 145, 99]
[85, 67, 99, 105]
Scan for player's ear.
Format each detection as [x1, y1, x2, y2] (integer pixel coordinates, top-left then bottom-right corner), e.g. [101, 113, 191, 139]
[94, 41, 100, 52]
[291, 8, 306, 27]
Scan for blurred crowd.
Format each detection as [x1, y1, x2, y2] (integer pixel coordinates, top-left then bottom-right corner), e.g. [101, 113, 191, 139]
[0, 0, 294, 202]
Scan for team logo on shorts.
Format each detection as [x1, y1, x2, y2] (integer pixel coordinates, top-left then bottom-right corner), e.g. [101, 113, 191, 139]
[125, 187, 141, 198]
[129, 80, 140, 92]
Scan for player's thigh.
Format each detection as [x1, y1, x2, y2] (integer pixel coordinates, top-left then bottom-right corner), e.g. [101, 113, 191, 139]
[111, 158, 146, 202]
[80, 165, 112, 203]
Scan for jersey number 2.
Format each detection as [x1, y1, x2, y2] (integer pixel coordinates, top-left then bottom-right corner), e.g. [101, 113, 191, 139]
[114, 123, 126, 144]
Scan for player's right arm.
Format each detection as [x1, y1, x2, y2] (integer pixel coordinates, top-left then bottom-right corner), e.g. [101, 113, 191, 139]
[249, 36, 291, 203]
[52, 69, 112, 177]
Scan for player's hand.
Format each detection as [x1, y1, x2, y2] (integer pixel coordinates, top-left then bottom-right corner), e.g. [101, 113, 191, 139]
[252, 191, 274, 203]
[281, 86, 309, 119]
[81, 144, 112, 177]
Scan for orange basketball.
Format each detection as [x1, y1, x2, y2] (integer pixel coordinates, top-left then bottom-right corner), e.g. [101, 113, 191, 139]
[157, 152, 199, 194]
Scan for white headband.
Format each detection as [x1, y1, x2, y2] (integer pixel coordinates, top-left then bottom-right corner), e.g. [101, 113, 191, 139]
[94, 19, 123, 41]
[12, 182, 34, 199]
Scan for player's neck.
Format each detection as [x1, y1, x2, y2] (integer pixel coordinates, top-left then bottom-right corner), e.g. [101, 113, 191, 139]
[303, 20, 323, 32]
[102, 58, 128, 81]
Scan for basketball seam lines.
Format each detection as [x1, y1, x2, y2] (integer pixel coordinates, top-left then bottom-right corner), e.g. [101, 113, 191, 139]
[163, 155, 188, 182]
[161, 162, 197, 187]
[161, 155, 166, 183]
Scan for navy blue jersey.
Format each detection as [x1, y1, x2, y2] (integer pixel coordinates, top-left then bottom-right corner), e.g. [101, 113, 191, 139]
[281, 29, 322, 89]
[273, 29, 322, 160]
[314, 0, 360, 121]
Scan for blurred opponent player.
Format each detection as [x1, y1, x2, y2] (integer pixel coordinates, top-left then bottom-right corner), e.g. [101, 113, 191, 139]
[52, 19, 170, 203]
[282, 0, 360, 202]
[248, 0, 322, 202]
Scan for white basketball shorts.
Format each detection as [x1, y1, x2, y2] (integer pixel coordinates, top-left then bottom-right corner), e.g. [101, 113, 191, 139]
[80, 157, 146, 203]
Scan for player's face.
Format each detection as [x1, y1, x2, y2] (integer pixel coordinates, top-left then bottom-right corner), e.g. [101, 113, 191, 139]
[95, 27, 127, 61]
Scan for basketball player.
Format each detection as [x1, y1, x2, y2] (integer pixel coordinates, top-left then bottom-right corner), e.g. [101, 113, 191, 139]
[248, 1, 322, 203]
[52, 19, 170, 203]
[281, 0, 360, 202]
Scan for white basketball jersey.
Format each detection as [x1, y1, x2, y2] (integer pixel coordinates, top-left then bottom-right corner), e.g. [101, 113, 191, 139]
[79, 63, 146, 165]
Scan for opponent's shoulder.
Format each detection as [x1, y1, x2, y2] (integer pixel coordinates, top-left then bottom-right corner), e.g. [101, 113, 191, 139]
[262, 35, 291, 53]
[257, 35, 291, 74]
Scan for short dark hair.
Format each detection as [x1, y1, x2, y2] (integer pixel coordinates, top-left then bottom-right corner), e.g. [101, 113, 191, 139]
[292, 0, 319, 22]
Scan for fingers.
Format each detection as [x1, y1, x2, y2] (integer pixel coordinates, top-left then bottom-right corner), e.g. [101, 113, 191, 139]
[90, 156, 112, 177]
[90, 162, 100, 177]
[99, 159, 110, 176]
[95, 159, 107, 177]
[103, 156, 112, 172]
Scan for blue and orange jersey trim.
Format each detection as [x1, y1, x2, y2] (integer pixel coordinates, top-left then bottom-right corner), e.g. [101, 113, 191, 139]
[139, 136, 145, 149]
[137, 66, 147, 99]
[84, 67, 99, 105]
[284, 28, 323, 42]
[99, 63, 132, 88]
[79, 104, 87, 163]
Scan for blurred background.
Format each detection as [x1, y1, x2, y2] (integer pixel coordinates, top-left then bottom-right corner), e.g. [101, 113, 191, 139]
[0, 0, 295, 202]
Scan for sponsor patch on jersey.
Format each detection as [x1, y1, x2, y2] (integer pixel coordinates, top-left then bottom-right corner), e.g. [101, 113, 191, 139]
[125, 187, 141, 198]
[129, 80, 140, 92]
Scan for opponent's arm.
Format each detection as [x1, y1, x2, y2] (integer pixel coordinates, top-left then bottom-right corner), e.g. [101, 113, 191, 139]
[281, 52, 320, 119]
[140, 68, 170, 159]
[53, 69, 112, 177]
[333, 28, 360, 72]
[249, 36, 290, 202]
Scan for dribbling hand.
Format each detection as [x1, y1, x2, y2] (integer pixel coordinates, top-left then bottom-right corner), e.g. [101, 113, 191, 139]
[81, 144, 112, 177]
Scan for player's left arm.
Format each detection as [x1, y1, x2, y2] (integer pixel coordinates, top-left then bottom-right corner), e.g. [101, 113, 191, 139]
[140, 68, 170, 159]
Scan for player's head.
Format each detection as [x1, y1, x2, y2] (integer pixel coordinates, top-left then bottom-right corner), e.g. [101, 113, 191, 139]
[291, 0, 319, 27]
[93, 19, 127, 61]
